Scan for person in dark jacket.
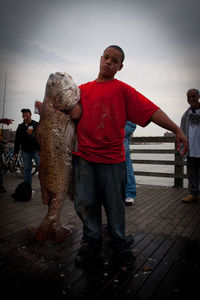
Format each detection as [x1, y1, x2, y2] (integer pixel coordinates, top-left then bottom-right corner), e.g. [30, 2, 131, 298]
[14, 109, 40, 185]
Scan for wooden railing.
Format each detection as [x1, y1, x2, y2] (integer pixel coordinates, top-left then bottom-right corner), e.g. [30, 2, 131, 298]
[130, 136, 187, 188]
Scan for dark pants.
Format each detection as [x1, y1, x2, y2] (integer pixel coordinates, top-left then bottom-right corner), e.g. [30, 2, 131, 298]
[187, 156, 200, 196]
[73, 156, 133, 253]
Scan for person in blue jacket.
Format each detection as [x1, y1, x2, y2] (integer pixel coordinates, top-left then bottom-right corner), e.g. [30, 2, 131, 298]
[124, 121, 137, 206]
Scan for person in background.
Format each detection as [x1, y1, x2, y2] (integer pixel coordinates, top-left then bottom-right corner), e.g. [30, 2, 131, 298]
[34, 101, 42, 114]
[14, 109, 40, 187]
[181, 88, 200, 203]
[0, 118, 14, 193]
[124, 121, 137, 206]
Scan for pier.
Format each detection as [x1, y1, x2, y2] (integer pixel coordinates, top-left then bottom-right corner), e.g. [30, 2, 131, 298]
[0, 171, 199, 299]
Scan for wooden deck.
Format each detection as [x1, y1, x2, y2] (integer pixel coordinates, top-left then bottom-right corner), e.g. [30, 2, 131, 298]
[0, 173, 200, 299]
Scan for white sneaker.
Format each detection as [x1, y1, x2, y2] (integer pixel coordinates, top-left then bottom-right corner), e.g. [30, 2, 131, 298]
[31, 190, 35, 198]
[125, 198, 135, 206]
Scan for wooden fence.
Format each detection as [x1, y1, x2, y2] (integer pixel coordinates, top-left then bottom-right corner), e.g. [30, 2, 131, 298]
[130, 136, 187, 188]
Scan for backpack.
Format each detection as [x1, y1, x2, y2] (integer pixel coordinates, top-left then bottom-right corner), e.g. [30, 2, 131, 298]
[12, 182, 32, 201]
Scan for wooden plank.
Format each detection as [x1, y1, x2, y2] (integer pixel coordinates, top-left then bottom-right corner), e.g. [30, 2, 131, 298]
[126, 186, 175, 234]
[111, 235, 177, 299]
[131, 136, 175, 143]
[130, 149, 176, 154]
[66, 233, 157, 300]
[1, 174, 200, 299]
[0, 228, 199, 299]
[134, 171, 187, 178]
[153, 238, 200, 300]
[136, 236, 187, 300]
[132, 159, 185, 165]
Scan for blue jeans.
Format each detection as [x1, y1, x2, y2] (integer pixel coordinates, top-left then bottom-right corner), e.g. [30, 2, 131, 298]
[21, 150, 40, 184]
[187, 156, 200, 196]
[124, 138, 136, 199]
[73, 156, 134, 253]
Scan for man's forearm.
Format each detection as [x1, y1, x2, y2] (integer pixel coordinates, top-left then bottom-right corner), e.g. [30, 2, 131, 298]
[151, 108, 180, 134]
[150, 108, 188, 155]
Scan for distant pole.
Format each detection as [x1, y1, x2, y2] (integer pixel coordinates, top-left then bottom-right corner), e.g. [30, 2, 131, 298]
[2, 72, 7, 119]
[1, 72, 7, 133]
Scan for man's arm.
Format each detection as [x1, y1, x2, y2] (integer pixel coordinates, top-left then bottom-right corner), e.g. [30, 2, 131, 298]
[0, 118, 14, 125]
[151, 109, 188, 155]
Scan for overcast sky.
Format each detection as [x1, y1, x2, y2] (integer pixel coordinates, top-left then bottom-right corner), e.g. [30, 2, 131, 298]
[0, 0, 200, 136]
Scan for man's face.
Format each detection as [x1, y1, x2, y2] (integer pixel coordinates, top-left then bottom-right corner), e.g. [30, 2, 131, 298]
[22, 112, 31, 122]
[99, 47, 123, 80]
[187, 90, 200, 110]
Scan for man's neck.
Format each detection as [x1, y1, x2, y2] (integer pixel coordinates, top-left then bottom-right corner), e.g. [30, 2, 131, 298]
[24, 119, 31, 124]
[96, 74, 115, 82]
[190, 104, 200, 111]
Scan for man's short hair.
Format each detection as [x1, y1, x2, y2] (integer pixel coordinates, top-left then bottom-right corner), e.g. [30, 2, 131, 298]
[187, 88, 200, 95]
[21, 108, 32, 114]
[104, 45, 125, 63]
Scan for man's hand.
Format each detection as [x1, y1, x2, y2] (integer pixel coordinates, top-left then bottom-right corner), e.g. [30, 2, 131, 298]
[0, 118, 14, 125]
[35, 101, 42, 114]
[175, 128, 188, 156]
[151, 109, 188, 156]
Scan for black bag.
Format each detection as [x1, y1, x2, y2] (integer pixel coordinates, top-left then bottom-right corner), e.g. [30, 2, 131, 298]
[11, 182, 32, 201]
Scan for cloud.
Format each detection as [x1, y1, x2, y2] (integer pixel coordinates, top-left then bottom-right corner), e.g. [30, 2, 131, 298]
[0, 0, 200, 135]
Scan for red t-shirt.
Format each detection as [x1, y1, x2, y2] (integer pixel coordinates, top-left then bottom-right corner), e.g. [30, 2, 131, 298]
[74, 79, 159, 163]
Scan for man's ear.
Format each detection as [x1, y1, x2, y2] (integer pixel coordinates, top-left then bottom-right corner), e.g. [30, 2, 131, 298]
[118, 64, 123, 71]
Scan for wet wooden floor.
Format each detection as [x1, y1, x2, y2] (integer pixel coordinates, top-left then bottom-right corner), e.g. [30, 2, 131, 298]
[0, 173, 200, 299]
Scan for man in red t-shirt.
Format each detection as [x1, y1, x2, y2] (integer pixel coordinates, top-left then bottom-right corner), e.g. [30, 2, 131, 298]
[73, 45, 188, 269]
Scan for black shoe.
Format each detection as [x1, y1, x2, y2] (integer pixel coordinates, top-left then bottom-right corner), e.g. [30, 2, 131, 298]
[116, 251, 136, 269]
[75, 241, 101, 267]
[0, 186, 7, 193]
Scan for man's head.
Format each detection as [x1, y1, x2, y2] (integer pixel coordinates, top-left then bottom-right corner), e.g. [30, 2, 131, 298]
[98, 45, 124, 81]
[104, 45, 125, 63]
[187, 89, 200, 110]
[21, 108, 32, 123]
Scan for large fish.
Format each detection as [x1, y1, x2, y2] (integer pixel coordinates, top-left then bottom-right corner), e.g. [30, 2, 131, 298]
[36, 72, 80, 242]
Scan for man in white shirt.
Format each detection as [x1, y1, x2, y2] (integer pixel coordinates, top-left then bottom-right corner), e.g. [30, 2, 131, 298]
[181, 88, 200, 202]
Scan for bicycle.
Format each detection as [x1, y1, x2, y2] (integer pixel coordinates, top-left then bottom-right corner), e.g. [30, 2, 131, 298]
[10, 153, 38, 178]
[0, 142, 8, 175]
[0, 142, 38, 178]
[1, 144, 14, 173]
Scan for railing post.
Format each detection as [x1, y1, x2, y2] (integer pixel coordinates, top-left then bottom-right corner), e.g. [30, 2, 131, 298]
[174, 141, 184, 188]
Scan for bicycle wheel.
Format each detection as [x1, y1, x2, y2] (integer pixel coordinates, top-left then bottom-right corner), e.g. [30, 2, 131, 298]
[14, 155, 24, 178]
[31, 162, 38, 176]
[8, 157, 17, 173]
[14, 156, 38, 178]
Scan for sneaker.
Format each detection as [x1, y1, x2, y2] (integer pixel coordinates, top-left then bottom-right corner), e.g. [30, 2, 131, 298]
[182, 194, 199, 203]
[31, 190, 35, 198]
[125, 198, 135, 206]
[0, 186, 7, 193]
[116, 251, 136, 269]
[75, 241, 101, 267]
